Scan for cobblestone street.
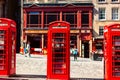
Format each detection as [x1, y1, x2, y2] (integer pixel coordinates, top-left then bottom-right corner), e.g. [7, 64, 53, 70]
[0, 54, 104, 80]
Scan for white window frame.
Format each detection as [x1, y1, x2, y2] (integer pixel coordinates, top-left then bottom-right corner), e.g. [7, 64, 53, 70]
[98, 0, 106, 3]
[111, 0, 119, 2]
[99, 8, 106, 21]
[112, 8, 119, 20]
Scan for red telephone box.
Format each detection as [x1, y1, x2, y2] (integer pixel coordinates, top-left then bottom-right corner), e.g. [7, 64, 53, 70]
[0, 18, 16, 76]
[47, 21, 70, 80]
[104, 24, 120, 80]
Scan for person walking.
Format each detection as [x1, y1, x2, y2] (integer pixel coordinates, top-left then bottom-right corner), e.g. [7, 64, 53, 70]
[23, 41, 27, 57]
[72, 46, 78, 61]
[26, 41, 31, 57]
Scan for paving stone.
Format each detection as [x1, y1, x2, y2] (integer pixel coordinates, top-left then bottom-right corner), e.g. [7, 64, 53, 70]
[0, 54, 104, 80]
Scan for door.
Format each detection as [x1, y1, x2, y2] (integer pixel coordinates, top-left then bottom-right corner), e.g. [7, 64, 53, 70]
[0, 30, 7, 72]
[112, 35, 120, 77]
[82, 41, 89, 58]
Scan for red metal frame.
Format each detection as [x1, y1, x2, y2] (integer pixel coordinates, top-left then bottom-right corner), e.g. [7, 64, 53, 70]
[0, 18, 16, 76]
[47, 21, 70, 80]
[104, 24, 120, 80]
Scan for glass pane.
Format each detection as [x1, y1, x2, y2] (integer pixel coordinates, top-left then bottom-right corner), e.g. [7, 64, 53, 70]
[112, 36, 120, 76]
[52, 33, 66, 74]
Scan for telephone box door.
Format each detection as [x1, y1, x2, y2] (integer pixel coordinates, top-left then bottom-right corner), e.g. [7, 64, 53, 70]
[111, 34, 120, 80]
[0, 18, 16, 76]
[47, 21, 70, 80]
[0, 30, 8, 75]
[104, 24, 120, 80]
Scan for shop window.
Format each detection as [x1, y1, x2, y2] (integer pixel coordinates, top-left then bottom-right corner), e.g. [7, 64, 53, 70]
[96, 42, 103, 53]
[62, 12, 77, 28]
[44, 12, 59, 28]
[70, 34, 77, 48]
[27, 12, 41, 27]
[81, 11, 89, 27]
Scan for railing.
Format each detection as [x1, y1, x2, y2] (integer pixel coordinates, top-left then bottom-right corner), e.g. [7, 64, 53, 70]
[57, 0, 92, 3]
[23, 0, 92, 3]
[23, 0, 44, 3]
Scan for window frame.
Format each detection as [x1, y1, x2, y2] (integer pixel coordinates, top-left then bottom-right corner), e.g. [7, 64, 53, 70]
[27, 11, 41, 27]
[111, 0, 119, 3]
[98, 0, 106, 3]
[99, 8, 106, 21]
[99, 26, 104, 36]
[112, 8, 119, 20]
[62, 12, 77, 28]
[44, 12, 60, 28]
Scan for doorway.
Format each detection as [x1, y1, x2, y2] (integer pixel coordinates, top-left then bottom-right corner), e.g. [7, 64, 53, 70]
[82, 41, 89, 58]
[27, 34, 42, 54]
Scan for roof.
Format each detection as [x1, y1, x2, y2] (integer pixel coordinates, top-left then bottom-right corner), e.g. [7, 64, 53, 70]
[23, 3, 93, 8]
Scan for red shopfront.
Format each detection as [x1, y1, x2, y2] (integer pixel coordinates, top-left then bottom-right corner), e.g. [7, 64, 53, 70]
[47, 21, 70, 80]
[0, 18, 16, 76]
[104, 24, 120, 80]
[23, 3, 93, 57]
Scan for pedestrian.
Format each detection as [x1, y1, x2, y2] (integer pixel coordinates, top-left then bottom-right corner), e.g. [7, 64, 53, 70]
[23, 41, 27, 56]
[72, 46, 78, 61]
[26, 41, 31, 57]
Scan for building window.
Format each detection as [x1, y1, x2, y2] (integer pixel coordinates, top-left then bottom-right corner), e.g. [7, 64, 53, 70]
[112, 8, 119, 20]
[98, 0, 106, 3]
[44, 12, 59, 28]
[62, 12, 77, 28]
[70, 34, 77, 48]
[112, 0, 118, 2]
[81, 11, 89, 27]
[99, 8, 106, 20]
[2, 4, 5, 17]
[99, 26, 103, 36]
[27, 12, 41, 27]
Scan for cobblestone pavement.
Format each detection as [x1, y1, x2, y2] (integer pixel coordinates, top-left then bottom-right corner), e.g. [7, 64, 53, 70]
[0, 54, 104, 80]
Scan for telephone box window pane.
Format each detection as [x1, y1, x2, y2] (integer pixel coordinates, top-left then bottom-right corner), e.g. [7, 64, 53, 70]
[52, 33, 66, 74]
[112, 36, 120, 76]
[0, 55, 5, 59]
[0, 60, 5, 64]
[0, 50, 4, 54]
[0, 46, 4, 49]
[0, 66, 5, 70]
[0, 35, 4, 38]
[53, 54, 66, 62]
[0, 31, 5, 34]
